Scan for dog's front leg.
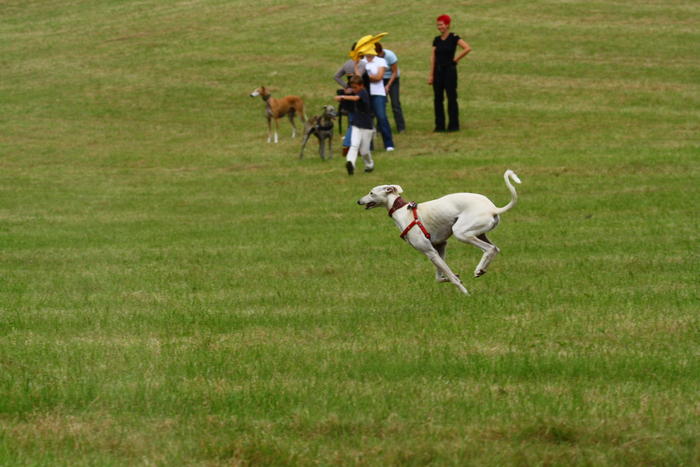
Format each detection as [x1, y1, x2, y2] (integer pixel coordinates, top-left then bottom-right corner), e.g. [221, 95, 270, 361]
[266, 117, 273, 143]
[299, 131, 311, 159]
[410, 239, 467, 295]
[433, 242, 451, 283]
[424, 248, 468, 294]
[318, 136, 325, 160]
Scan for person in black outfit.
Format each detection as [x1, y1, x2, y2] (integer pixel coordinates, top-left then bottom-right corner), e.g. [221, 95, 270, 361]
[429, 14, 472, 132]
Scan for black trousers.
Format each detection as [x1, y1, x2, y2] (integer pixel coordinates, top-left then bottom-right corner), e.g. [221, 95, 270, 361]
[433, 64, 459, 131]
[382, 77, 406, 132]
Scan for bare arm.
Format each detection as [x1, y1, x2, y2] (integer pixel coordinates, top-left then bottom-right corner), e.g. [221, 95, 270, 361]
[428, 46, 436, 85]
[386, 63, 398, 89]
[353, 60, 363, 77]
[335, 95, 360, 102]
[454, 39, 472, 63]
[334, 65, 349, 88]
[368, 66, 385, 82]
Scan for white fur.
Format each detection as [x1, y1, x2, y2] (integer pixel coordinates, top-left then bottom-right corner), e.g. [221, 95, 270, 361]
[357, 170, 522, 295]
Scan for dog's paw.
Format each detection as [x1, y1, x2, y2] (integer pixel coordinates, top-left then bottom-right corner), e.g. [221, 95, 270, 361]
[474, 269, 487, 278]
[436, 273, 460, 283]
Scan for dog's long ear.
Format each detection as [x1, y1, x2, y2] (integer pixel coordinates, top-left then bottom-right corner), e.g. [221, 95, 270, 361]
[384, 185, 403, 194]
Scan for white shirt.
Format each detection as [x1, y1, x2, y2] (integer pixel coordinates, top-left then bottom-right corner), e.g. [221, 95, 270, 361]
[362, 56, 388, 96]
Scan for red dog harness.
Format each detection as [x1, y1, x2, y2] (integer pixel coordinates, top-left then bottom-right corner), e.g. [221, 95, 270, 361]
[388, 197, 431, 240]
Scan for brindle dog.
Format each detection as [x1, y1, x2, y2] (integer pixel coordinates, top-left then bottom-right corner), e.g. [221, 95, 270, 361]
[299, 105, 337, 160]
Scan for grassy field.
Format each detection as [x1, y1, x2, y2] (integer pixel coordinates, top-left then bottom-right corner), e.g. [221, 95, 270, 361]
[1, 0, 699, 464]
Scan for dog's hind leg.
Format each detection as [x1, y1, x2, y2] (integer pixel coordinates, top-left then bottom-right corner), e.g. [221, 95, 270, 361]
[452, 216, 501, 277]
[288, 113, 297, 138]
[473, 234, 501, 277]
[456, 233, 500, 278]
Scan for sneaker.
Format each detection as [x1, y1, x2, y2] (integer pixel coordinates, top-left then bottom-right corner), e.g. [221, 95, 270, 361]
[364, 166, 374, 173]
[386, 147, 395, 152]
[345, 161, 354, 175]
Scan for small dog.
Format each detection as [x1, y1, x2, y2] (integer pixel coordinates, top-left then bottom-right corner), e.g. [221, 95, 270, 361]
[249, 86, 306, 143]
[357, 170, 522, 295]
[299, 105, 337, 160]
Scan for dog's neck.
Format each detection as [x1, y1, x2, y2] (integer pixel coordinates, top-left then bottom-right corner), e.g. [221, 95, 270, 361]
[388, 196, 409, 217]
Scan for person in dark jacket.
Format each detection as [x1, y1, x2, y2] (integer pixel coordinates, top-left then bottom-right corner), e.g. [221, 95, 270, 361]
[428, 14, 472, 132]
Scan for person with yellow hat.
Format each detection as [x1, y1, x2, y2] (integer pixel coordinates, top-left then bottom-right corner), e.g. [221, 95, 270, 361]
[360, 43, 395, 151]
[334, 42, 368, 157]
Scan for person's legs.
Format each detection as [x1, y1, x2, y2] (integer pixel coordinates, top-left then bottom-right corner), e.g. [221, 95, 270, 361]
[433, 70, 446, 132]
[346, 126, 361, 175]
[370, 95, 395, 149]
[342, 112, 354, 148]
[384, 78, 406, 133]
[359, 128, 374, 171]
[445, 67, 459, 131]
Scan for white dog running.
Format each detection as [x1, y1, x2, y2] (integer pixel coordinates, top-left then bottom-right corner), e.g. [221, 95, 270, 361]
[357, 170, 522, 295]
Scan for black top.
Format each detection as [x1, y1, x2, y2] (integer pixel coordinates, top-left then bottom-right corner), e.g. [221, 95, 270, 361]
[352, 89, 373, 129]
[433, 33, 461, 67]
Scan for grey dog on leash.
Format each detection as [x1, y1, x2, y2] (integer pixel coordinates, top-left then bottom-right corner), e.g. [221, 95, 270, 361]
[299, 105, 337, 160]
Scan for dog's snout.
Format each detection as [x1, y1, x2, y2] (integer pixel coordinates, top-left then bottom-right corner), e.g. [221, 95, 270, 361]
[357, 200, 363, 205]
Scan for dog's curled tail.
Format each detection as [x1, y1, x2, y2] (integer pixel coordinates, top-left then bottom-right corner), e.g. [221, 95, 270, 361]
[494, 169, 522, 215]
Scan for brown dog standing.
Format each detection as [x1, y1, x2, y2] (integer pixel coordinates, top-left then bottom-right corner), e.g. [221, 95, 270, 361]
[249, 86, 306, 143]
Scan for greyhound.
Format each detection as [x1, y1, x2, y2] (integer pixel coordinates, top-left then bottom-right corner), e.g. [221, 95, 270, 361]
[357, 170, 522, 295]
[299, 105, 337, 160]
[249, 86, 306, 143]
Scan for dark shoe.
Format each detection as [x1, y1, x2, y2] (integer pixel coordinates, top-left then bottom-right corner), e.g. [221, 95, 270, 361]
[346, 161, 354, 175]
[447, 126, 460, 132]
[433, 127, 446, 133]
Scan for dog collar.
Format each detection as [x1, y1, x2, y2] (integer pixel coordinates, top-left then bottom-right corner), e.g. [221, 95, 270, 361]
[388, 196, 409, 217]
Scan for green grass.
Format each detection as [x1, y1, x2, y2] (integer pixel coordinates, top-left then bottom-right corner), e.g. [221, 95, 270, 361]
[1, 0, 699, 464]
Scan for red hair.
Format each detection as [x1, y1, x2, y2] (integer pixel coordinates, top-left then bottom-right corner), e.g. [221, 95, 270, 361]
[437, 14, 451, 25]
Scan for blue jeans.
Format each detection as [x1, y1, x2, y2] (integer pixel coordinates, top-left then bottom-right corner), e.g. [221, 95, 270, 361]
[343, 113, 354, 147]
[370, 95, 394, 149]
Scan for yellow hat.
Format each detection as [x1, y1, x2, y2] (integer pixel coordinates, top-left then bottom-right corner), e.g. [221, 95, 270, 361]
[349, 32, 388, 60]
